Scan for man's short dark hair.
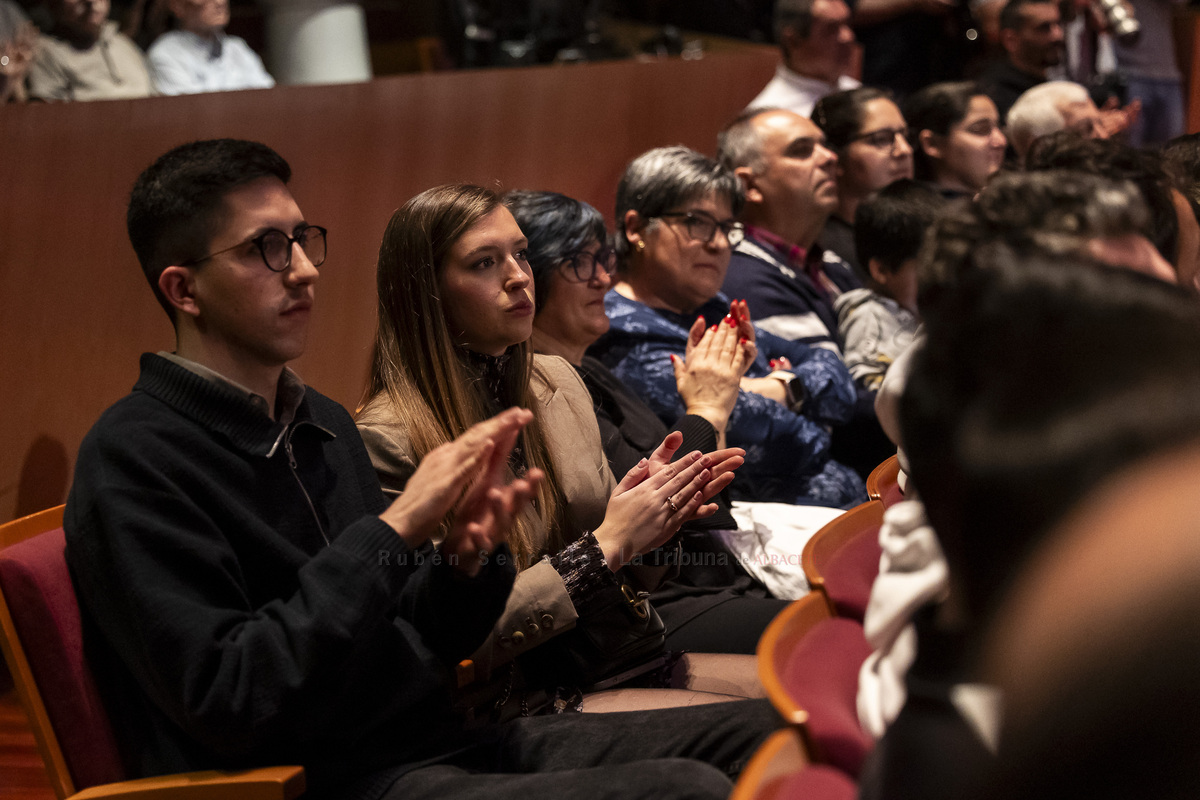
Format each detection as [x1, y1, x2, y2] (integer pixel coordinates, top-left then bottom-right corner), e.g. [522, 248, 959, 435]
[854, 179, 946, 274]
[902, 254, 1200, 634]
[774, 0, 817, 49]
[127, 139, 291, 320]
[999, 0, 1056, 31]
[1025, 133, 1178, 273]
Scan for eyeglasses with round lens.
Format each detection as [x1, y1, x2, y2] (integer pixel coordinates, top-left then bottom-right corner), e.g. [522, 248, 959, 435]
[851, 126, 911, 150]
[654, 211, 745, 247]
[559, 246, 618, 283]
[183, 225, 328, 272]
[254, 226, 327, 272]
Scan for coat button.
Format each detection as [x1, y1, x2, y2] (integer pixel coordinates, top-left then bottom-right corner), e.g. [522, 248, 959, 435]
[541, 613, 554, 630]
[499, 636, 512, 648]
[511, 630, 525, 646]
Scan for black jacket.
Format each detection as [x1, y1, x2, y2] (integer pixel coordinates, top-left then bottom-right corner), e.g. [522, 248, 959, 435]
[65, 354, 515, 799]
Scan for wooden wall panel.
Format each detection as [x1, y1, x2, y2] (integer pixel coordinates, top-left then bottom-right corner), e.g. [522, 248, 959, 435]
[0, 48, 777, 522]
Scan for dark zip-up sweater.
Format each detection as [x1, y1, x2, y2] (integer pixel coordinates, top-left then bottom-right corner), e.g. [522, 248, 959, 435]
[65, 354, 516, 799]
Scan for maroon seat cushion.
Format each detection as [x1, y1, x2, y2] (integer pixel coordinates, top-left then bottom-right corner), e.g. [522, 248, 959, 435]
[881, 481, 904, 509]
[822, 528, 882, 622]
[0, 529, 125, 789]
[762, 764, 858, 800]
[782, 617, 874, 777]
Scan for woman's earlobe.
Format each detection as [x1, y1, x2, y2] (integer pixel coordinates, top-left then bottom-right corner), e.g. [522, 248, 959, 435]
[623, 210, 646, 254]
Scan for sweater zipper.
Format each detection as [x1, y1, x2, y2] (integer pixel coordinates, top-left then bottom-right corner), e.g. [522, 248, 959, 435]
[284, 428, 330, 546]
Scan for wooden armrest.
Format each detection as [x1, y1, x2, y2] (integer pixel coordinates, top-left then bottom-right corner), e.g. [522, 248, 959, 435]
[70, 766, 305, 800]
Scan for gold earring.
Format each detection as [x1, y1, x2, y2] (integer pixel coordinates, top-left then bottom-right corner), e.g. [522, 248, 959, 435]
[635, 240, 645, 252]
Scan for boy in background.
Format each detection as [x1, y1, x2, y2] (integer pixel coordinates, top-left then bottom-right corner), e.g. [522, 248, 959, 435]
[835, 180, 944, 392]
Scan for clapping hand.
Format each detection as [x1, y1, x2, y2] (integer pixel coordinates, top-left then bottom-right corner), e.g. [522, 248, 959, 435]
[593, 432, 744, 570]
[380, 408, 542, 577]
[442, 410, 544, 577]
[673, 300, 757, 445]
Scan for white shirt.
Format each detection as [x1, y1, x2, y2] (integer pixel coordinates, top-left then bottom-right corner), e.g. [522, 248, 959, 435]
[746, 63, 860, 118]
[148, 29, 274, 96]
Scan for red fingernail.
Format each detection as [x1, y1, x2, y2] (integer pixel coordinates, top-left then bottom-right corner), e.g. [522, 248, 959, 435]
[669, 354, 678, 364]
[709, 324, 718, 332]
[769, 359, 778, 368]
[724, 314, 736, 327]
[696, 315, 705, 325]
[740, 337, 748, 345]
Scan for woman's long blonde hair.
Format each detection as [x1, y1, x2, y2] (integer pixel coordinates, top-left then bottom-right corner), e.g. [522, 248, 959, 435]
[366, 184, 566, 566]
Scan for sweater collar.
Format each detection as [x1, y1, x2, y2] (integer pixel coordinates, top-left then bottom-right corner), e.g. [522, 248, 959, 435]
[135, 353, 330, 458]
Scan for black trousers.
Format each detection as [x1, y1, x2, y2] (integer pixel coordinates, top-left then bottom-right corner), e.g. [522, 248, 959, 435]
[382, 698, 780, 800]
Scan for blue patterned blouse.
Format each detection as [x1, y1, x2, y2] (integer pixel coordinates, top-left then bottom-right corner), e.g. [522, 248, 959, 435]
[588, 290, 866, 508]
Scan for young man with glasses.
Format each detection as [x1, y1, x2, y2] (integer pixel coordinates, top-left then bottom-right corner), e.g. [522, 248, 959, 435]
[64, 138, 779, 800]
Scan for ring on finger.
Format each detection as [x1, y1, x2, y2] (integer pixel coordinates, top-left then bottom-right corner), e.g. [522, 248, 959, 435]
[667, 497, 680, 513]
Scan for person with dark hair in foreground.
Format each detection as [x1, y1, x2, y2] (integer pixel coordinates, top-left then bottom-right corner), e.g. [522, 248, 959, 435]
[981, 442, 1200, 800]
[861, 241, 1200, 800]
[1025, 132, 1200, 292]
[65, 138, 780, 800]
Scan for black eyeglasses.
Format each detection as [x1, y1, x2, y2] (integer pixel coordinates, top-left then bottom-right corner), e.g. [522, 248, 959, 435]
[184, 225, 327, 272]
[851, 126, 911, 151]
[653, 211, 745, 247]
[558, 246, 617, 283]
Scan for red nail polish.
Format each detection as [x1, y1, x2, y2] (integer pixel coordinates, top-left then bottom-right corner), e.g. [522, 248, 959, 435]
[739, 337, 748, 345]
[724, 314, 736, 327]
[709, 324, 718, 332]
[696, 315, 705, 325]
[769, 359, 778, 368]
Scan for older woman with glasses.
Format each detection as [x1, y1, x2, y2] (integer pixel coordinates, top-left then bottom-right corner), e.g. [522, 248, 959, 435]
[506, 189, 802, 651]
[589, 145, 864, 509]
[812, 87, 914, 278]
[904, 81, 1008, 199]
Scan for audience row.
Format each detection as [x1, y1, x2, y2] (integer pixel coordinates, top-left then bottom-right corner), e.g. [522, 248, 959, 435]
[7, 0, 1200, 796]
[0, 0, 271, 103]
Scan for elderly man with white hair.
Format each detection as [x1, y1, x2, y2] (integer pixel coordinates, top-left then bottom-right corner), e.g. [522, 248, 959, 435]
[1006, 80, 1107, 160]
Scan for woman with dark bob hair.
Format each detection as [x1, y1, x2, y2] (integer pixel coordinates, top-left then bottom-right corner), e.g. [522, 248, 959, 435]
[588, 145, 864, 508]
[812, 86, 914, 277]
[356, 184, 757, 712]
[903, 81, 1007, 199]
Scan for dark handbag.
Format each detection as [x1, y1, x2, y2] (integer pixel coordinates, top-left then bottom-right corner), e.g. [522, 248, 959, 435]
[519, 581, 667, 692]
